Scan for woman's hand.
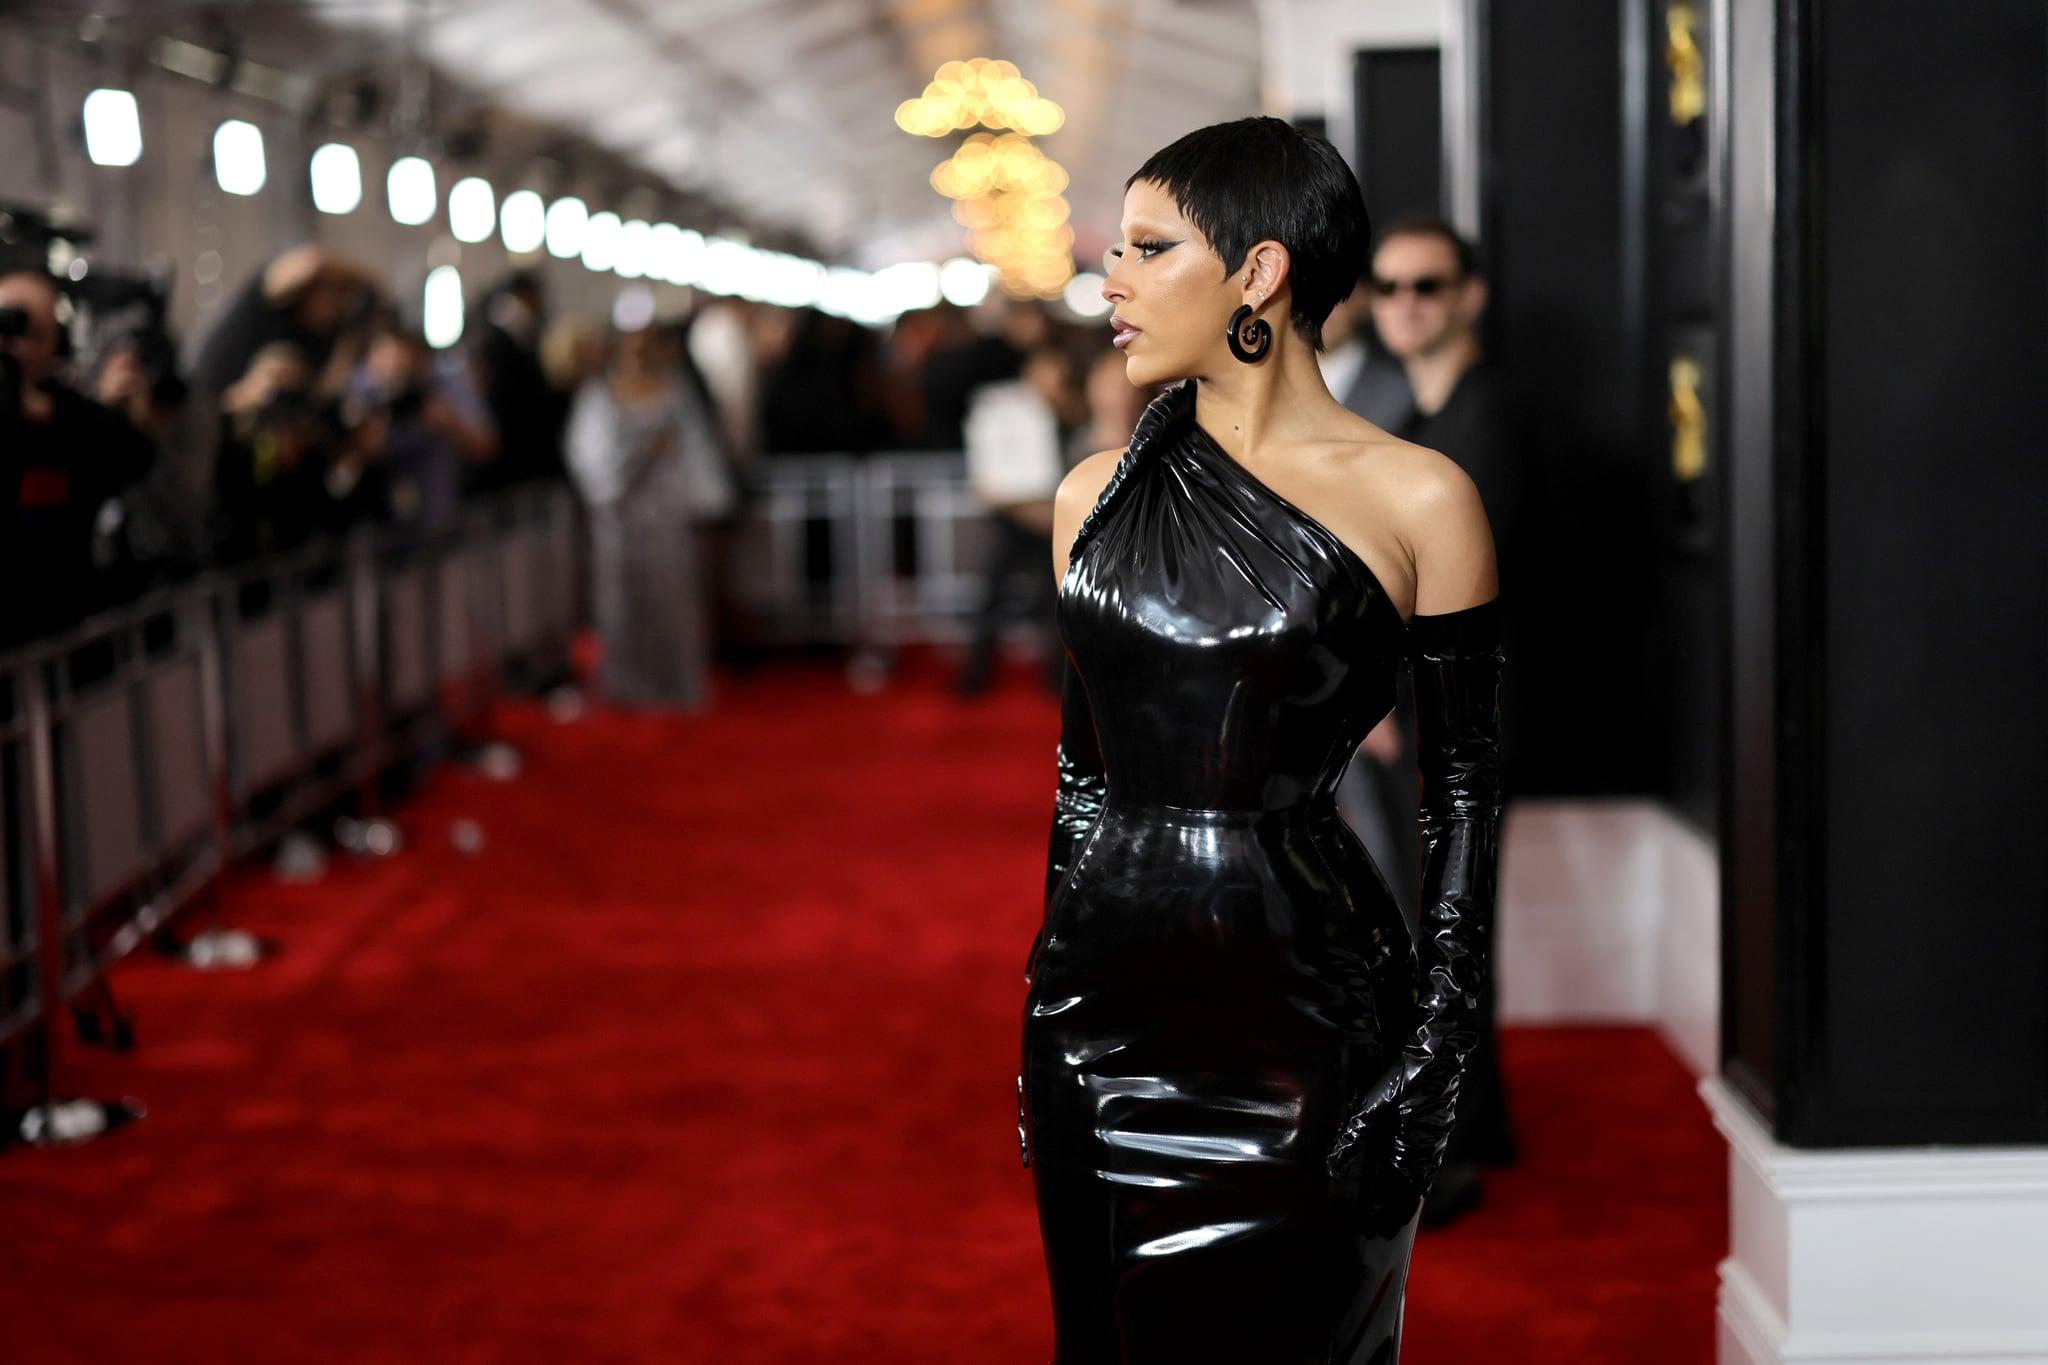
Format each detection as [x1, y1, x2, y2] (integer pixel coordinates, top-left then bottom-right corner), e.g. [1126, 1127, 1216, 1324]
[1328, 1062, 1430, 1239]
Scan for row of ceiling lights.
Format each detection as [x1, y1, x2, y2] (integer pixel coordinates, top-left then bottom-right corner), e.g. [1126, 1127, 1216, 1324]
[77, 85, 992, 331]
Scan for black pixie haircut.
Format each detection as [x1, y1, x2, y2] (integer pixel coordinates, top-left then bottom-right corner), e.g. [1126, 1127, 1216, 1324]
[1127, 117, 1370, 352]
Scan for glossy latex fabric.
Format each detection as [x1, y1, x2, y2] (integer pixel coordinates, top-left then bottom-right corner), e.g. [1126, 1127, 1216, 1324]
[1020, 380, 1503, 1364]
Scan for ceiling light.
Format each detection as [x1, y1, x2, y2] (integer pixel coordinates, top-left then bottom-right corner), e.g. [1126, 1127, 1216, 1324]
[872, 261, 941, 316]
[581, 211, 621, 272]
[1063, 272, 1111, 317]
[545, 196, 588, 258]
[939, 257, 991, 307]
[665, 226, 707, 287]
[309, 143, 361, 214]
[614, 219, 652, 279]
[500, 189, 546, 254]
[388, 156, 437, 226]
[449, 176, 496, 243]
[213, 119, 266, 196]
[82, 89, 142, 167]
[423, 265, 464, 349]
[647, 222, 682, 283]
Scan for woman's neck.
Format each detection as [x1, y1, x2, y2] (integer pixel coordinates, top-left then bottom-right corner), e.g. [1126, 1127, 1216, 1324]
[1191, 339, 1345, 463]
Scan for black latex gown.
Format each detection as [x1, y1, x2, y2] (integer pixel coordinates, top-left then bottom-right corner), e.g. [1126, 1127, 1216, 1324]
[1019, 381, 1498, 1363]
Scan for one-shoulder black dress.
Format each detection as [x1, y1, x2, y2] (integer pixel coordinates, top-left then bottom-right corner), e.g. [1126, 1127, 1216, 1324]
[1020, 381, 1431, 1363]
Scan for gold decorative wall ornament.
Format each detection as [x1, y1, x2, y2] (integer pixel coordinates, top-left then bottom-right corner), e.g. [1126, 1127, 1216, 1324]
[1669, 354, 1706, 483]
[1666, 0, 1705, 127]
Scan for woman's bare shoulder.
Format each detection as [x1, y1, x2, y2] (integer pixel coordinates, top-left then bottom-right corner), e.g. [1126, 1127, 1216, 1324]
[1052, 449, 1127, 580]
[1329, 435, 1496, 612]
[1288, 423, 1493, 615]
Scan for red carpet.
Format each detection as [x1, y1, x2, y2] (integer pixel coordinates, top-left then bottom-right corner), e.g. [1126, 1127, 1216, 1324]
[0, 657, 1724, 1363]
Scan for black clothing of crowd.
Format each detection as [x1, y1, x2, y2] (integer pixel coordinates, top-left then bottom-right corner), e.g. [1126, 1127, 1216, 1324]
[0, 251, 564, 652]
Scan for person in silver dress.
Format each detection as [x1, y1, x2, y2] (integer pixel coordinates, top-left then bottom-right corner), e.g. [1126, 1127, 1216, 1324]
[566, 323, 735, 709]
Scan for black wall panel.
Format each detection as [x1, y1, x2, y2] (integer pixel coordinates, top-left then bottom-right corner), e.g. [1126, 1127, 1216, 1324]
[1792, 0, 2048, 1143]
[1483, 0, 1653, 795]
[1353, 48, 1443, 226]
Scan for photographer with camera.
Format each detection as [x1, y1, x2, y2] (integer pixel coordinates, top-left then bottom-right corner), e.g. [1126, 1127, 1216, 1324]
[211, 340, 389, 562]
[346, 323, 498, 531]
[190, 245, 381, 403]
[0, 270, 157, 648]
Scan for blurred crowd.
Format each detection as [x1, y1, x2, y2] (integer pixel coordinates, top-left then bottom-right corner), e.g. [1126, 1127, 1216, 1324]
[2, 217, 1509, 730]
[0, 244, 1145, 665]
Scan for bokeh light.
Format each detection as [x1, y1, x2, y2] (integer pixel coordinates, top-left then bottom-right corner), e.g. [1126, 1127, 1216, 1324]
[902, 67, 1077, 300]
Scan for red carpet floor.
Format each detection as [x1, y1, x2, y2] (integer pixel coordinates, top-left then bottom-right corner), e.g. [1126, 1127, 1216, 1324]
[0, 658, 1724, 1363]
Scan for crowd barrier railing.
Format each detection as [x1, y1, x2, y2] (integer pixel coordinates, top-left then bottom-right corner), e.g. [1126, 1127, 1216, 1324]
[0, 483, 580, 1145]
[738, 451, 998, 655]
[5, 461, 981, 1140]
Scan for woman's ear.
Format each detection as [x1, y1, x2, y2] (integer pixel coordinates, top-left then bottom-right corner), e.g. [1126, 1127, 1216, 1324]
[1238, 241, 1292, 310]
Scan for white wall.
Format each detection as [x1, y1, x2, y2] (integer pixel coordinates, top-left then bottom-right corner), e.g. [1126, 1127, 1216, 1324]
[1498, 799, 1720, 1077]
[1251, 0, 1480, 235]
[1255, 0, 1446, 129]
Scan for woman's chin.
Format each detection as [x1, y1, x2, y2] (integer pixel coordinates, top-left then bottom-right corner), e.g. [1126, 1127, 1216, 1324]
[1120, 351, 1180, 389]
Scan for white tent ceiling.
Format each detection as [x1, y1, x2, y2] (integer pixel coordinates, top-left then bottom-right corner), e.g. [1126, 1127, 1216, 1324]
[300, 0, 1264, 265]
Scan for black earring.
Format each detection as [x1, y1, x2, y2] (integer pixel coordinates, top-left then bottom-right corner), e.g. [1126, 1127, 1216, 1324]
[1226, 304, 1271, 363]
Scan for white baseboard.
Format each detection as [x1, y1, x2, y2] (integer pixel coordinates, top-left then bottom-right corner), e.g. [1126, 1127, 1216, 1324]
[1496, 799, 1718, 1074]
[1703, 1079, 2048, 1365]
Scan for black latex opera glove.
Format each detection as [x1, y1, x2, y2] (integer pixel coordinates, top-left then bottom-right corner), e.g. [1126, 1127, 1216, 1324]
[1030, 657, 1107, 983]
[1329, 598, 1505, 1236]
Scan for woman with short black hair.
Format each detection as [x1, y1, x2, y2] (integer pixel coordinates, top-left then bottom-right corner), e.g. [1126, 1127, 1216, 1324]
[1019, 116, 1504, 1361]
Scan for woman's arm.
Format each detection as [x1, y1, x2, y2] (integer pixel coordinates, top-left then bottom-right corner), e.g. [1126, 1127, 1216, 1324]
[1331, 457, 1504, 1235]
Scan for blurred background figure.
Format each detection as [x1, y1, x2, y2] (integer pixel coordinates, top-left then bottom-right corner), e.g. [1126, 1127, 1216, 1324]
[566, 322, 734, 709]
[759, 307, 889, 456]
[190, 245, 379, 403]
[954, 340, 1077, 696]
[211, 341, 369, 562]
[347, 323, 499, 532]
[920, 296, 1051, 451]
[1319, 274, 1413, 433]
[0, 270, 156, 646]
[686, 297, 765, 476]
[472, 270, 562, 493]
[1072, 346, 1152, 467]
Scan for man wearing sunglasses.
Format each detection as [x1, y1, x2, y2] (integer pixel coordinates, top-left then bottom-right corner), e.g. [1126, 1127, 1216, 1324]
[1356, 215, 1523, 1228]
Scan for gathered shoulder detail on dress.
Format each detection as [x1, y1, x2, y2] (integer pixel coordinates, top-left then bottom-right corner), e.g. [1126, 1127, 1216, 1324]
[1063, 380, 1197, 574]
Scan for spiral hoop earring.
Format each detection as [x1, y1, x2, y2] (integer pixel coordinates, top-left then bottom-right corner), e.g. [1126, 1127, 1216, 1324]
[1226, 304, 1272, 364]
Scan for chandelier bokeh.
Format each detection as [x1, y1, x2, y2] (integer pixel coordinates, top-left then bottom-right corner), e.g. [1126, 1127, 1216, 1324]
[900, 61, 1074, 300]
[895, 59, 1065, 139]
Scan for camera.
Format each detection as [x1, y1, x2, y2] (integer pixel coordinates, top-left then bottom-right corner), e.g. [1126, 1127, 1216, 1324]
[70, 264, 187, 411]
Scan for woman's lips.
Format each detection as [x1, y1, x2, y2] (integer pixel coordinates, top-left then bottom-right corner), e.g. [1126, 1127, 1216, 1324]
[1111, 317, 1142, 349]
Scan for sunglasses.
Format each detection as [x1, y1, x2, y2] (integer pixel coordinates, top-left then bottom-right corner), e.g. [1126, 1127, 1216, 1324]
[1370, 274, 1459, 299]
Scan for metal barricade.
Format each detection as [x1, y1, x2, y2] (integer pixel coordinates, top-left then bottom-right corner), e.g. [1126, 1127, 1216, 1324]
[0, 660, 40, 1054]
[0, 482, 582, 1140]
[856, 452, 991, 648]
[216, 542, 366, 856]
[489, 487, 578, 688]
[725, 453, 1002, 654]
[32, 591, 230, 984]
[730, 455, 864, 644]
